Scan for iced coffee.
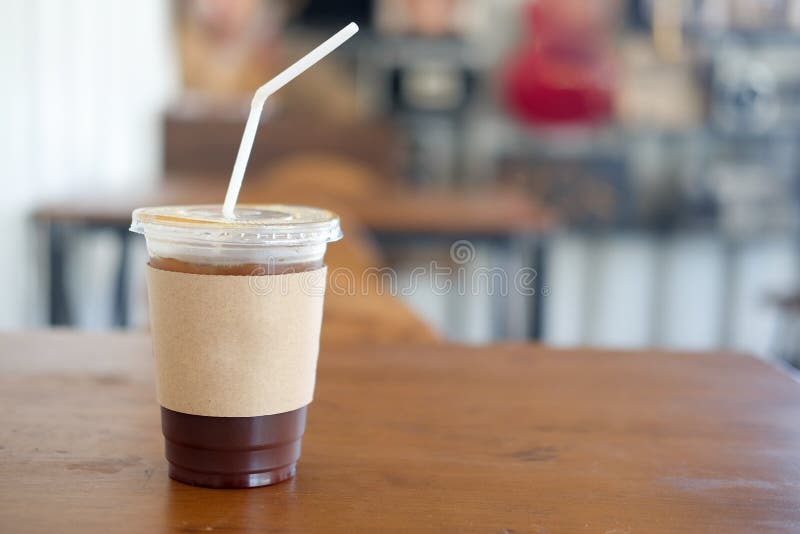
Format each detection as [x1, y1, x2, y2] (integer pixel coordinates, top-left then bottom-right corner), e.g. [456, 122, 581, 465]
[131, 205, 340, 488]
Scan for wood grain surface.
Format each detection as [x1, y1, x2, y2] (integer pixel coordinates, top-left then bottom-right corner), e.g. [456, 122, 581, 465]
[2, 331, 800, 532]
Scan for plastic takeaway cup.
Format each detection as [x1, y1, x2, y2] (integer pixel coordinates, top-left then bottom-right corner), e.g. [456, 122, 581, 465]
[130, 204, 341, 488]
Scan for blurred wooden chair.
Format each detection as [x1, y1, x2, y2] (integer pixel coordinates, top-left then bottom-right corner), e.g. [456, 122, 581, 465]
[240, 154, 439, 346]
[163, 107, 403, 181]
[241, 153, 390, 270]
[249, 152, 395, 203]
[161, 105, 435, 344]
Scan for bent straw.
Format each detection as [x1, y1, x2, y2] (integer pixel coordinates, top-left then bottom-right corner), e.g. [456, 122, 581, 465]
[222, 22, 359, 219]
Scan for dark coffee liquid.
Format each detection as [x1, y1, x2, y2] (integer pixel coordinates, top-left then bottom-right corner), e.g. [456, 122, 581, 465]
[150, 256, 323, 489]
[161, 406, 306, 488]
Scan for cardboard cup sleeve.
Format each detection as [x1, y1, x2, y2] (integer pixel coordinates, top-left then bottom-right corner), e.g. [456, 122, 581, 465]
[145, 266, 327, 417]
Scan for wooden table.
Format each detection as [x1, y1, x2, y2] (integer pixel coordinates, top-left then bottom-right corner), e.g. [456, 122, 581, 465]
[35, 182, 554, 337]
[34, 181, 554, 236]
[2, 331, 800, 532]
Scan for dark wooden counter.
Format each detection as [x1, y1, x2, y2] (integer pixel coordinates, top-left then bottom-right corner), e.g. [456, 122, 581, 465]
[2, 331, 799, 532]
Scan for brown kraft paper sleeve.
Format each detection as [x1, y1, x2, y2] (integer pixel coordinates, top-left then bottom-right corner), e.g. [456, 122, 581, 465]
[145, 265, 327, 417]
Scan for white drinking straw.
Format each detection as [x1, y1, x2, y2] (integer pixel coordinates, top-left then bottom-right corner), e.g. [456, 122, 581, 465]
[222, 22, 360, 219]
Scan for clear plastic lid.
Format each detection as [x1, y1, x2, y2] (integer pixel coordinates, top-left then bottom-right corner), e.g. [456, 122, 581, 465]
[130, 205, 343, 247]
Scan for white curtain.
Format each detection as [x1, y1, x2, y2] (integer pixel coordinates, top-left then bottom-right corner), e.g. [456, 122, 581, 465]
[0, 0, 177, 327]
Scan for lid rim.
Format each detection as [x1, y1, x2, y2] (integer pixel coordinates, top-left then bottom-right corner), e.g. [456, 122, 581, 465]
[130, 204, 343, 246]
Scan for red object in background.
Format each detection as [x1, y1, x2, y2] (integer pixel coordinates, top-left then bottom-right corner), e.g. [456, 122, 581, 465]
[503, 0, 615, 125]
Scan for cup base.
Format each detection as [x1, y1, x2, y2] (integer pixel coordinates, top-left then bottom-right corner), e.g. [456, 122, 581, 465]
[161, 406, 306, 489]
[168, 462, 297, 489]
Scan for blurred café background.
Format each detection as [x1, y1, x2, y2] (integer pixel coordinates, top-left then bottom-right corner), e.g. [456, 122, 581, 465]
[2, 0, 799, 363]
